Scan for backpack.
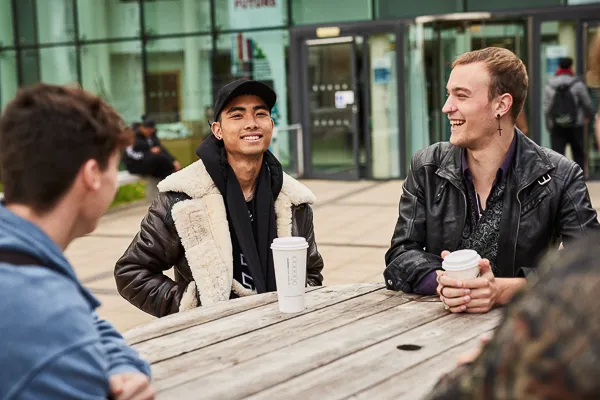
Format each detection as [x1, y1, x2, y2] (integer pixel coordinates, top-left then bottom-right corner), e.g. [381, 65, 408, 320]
[549, 79, 580, 128]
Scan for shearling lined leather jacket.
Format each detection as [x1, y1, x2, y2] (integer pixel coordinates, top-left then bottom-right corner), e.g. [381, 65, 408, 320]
[115, 160, 324, 317]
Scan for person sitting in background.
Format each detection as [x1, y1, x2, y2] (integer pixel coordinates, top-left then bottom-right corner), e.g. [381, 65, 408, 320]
[0, 84, 153, 399]
[425, 231, 600, 399]
[123, 115, 181, 180]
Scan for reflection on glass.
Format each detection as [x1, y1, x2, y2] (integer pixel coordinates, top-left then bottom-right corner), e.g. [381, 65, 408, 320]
[81, 42, 144, 123]
[405, 24, 431, 172]
[0, 0, 14, 47]
[39, 47, 78, 85]
[307, 41, 358, 178]
[585, 23, 600, 178]
[77, 0, 140, 40]
[292, 0, 369, 25]
[144, 0, 210, 36]
[216, 0, 286, 30]
[0, 51, 18, 111]
[369, 34, 400, 179]
[145, 36, 213, 167]
[15, 0, 75, 44]
[376, 0, 460, 19]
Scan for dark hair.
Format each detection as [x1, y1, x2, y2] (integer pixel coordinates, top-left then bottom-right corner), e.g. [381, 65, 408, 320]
[559, 57, 573, 70]
[453, 47, 528, 122]
[0, 83, 131, 212]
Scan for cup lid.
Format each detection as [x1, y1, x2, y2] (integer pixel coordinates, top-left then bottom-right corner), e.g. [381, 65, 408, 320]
[442, 249, 481, 270]
[271, 237, 308, 250]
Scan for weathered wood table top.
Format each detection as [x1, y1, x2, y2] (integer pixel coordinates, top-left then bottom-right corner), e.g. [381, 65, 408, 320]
[125, 283, 503, 399]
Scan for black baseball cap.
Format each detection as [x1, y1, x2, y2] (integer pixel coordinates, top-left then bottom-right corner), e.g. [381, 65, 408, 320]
[212, 79, 276, 123]
[141, 115, 156, 128]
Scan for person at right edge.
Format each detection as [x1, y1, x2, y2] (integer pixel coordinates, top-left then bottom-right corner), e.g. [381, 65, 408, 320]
[543, 56, 595, 171]
[384, 47, 599, 314]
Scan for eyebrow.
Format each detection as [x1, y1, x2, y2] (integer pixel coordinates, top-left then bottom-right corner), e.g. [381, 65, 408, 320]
[447, 86, 472, 95]
[225, 105, 270, 114]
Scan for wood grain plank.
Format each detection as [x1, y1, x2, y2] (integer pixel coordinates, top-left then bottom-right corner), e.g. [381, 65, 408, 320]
[250, 309, 502, 399]
[124, 286, 323, 345]
[349, 332, 494, 400]
[157, 298, 449, 399]
[134, 283, 385, 364]
[151, 289, 414, 392]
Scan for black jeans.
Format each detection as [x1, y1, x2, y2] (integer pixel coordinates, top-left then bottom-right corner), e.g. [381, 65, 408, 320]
[128, 153, 175, 180]
[551, 125, 585, 171]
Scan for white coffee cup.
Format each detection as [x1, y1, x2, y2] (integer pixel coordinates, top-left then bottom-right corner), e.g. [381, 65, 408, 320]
[271, 237, 309, 313]
[442, 249, 481, 280]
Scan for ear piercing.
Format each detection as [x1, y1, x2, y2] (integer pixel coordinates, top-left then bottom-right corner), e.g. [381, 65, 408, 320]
[496, 114, 502, 136]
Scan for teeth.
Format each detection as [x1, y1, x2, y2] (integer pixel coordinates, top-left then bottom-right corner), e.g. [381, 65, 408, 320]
[450, 120, 465, 127]
[243, 136, 260, 140]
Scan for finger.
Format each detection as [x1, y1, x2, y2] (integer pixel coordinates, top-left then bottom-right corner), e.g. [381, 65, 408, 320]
[465, 298, 493, 309]
[465, 307, 491, 314]
[461, 278, 491, 289]
[449, 304, 467, 313]
[480, 331, 494, 344]
[456, 347, 481, 366]
[109, 376, 125, 396]
[118, 378, 149, 400]
[441, 295, 470, 308]
[438, 275, 464, 288]
[441, 250, 450, 259]
[467, 287, 492, 299]
[440, 286, 471, 299]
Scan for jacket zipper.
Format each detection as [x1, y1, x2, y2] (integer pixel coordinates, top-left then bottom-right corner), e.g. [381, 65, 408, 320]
[444, 178, 467, 249]
[513, 173, 547, 274]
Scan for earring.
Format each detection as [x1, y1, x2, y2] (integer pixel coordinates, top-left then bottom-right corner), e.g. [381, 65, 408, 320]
[496, 114, 502, 136]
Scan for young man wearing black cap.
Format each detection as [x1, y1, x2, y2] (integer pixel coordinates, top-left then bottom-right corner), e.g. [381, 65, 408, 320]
[115, 79, 324, 317]
[122, 115, 181, 180]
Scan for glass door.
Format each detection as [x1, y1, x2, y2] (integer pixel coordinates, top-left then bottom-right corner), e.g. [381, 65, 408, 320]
[304, 37, 361, 179]
[583, 21, 600, 179]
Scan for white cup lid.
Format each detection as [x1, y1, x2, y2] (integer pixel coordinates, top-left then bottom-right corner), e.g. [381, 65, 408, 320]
[271, 237, 308, 250]
[442, 249, 481, 271]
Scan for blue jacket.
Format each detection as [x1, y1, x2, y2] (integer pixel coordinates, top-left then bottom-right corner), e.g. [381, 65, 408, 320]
[0, 205, 151, 399]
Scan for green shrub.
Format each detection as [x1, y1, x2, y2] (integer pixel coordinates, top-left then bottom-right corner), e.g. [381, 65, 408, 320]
[110, 181, 146, 209]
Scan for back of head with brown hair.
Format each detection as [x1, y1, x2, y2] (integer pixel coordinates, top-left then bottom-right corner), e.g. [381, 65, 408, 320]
[0, 83, 132, 212]
[452, 47, 528, 122]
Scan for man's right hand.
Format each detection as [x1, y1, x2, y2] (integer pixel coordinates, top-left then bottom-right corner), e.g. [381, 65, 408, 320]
[150, 146, 161, 154]
[110, 372, 155, 400]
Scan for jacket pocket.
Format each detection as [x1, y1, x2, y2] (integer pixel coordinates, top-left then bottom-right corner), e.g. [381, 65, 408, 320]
[520, 186, 551, 217]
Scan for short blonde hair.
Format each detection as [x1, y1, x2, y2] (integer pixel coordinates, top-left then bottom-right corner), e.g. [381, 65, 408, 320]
[453, 47, 528, 121]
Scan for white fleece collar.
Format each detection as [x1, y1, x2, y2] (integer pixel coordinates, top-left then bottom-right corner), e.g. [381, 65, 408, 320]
[157, 159, 315, 206]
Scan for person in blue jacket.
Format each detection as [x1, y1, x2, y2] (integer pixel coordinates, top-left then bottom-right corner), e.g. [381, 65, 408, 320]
[0, 83, 154, 400]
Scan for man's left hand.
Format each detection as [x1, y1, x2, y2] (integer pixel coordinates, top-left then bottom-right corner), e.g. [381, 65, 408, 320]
[173, 160, 181, 171]
[460, 261, 499, 313]
[110, 372, 155, 400]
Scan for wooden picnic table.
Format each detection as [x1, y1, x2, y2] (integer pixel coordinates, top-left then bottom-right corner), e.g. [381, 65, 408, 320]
[125, 283, 503, 399]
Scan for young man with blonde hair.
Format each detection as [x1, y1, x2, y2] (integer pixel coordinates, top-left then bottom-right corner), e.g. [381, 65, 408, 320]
[385, 47, 598, 313]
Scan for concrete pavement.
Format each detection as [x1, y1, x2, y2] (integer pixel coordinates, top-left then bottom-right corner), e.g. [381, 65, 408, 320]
[65, 179, 600, 333]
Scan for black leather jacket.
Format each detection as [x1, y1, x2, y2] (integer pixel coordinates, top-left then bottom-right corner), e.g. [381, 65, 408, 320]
[385, 130, 599, 293]
[115, 192, 324, 317]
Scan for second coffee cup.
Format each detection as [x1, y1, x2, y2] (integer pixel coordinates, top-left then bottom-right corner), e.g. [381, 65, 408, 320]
[442, 249, 481, 280]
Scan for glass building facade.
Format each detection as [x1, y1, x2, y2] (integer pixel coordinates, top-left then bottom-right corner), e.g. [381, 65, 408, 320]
[1, 0, 600, 178]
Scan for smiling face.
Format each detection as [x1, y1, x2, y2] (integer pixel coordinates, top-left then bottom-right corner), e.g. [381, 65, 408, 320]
[442, 62, 499, 149]
[212, 94, 274, 157]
